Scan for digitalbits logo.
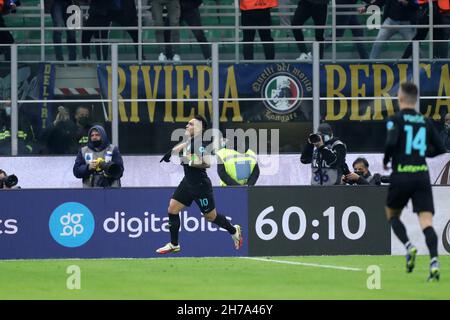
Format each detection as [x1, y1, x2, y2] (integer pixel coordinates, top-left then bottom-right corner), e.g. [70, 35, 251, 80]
[49, 202, 95, 248]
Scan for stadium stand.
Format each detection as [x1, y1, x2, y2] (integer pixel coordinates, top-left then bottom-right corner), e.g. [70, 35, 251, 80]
[2, 0, 443, 61]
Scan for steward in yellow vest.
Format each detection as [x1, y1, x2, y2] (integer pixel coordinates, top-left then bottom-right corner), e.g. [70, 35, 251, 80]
[0, 108, 35, 155]
[216, 146, 260, 186]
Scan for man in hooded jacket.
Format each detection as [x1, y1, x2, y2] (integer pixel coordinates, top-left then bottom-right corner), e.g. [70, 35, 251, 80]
[73, 125, 124, 187]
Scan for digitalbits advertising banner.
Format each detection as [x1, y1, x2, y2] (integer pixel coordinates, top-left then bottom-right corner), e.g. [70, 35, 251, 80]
[0, 187, 248, 259]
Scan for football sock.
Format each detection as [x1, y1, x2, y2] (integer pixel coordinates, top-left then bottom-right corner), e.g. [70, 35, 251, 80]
[405, 241, 413, 251]
[168, 213, 180, 246]
[423, 226, 438, 259]
[390, 217, 409, 246]
[213, 214, 237, 235]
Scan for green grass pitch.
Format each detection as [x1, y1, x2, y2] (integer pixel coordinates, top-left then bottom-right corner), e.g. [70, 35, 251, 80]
[1, 255, 449, 300]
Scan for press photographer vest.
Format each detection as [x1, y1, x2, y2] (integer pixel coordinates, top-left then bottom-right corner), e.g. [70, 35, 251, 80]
[310, 140, 345, 186]
[81, 144, 120, 188]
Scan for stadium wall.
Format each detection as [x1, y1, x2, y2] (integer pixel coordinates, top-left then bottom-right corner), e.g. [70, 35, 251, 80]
[0, 153, 449, 188]
[1, 186, 449, 259]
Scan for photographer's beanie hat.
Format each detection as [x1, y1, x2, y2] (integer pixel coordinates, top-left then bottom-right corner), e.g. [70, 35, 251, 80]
[318, 123, 333, 136]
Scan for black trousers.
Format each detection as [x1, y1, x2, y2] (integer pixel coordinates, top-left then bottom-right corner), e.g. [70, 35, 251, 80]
[439, 13, 450, 58]
[82, 10, 139, 60]
[51, 0, 77, 61]
[292, 0, 328, 58]
[0, 15, 14, 60]
[164, 1, 211, 59]
[402, 3, 447, 59]
[335, 0, 368, 59]
[241, 8, 275, 60]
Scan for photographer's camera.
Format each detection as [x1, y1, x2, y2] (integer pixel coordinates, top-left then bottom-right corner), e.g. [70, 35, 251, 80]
[96, 158, 122, 179]
[0, 173, 18, 189]
[309, 133, 322, 144]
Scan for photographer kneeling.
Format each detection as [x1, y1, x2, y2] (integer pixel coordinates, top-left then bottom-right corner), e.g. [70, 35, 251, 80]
[73, 125, 124, 188]
[0, 169, 19, 189]
[343, 157, 386, 185]
[301, 123, 347, 185]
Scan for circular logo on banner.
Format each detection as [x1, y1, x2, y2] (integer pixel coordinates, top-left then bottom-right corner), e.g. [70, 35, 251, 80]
[49, 202, 95, 248]
[262, 73, 303, 115]
[442, 219, 450, 253]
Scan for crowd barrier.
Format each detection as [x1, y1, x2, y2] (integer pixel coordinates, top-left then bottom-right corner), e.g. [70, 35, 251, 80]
[1, 153, 449, 188]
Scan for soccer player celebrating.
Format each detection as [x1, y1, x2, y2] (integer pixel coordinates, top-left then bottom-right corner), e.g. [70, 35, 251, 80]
[156, 115, 243, 254]
[384, 82, 446, 281]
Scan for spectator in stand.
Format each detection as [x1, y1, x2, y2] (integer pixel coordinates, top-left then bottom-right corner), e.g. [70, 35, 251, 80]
[137, 0, 153, 27]
[82, 0, 139, 60]
[164, 0, 211, 60]
[334, 0, 369, 59]
[402, 0, 448, 59]
[73, 105, 92, 151]
[359, 0, 418, 60]
[42, 106, 78, 154]
[152, 0, 181, 62]
[278, 0, 293, 28]
[440, 113, 450, 151]
[0, 0, 19, 61]
[434, 0, 450, 59]
[45, 0, 78, 62]
[292, 0, 330, 60]
[240, 0, 277, 60]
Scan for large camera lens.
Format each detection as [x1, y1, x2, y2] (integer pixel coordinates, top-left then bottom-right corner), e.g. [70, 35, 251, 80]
[309, 133, 321, 144]
[99, 162, 121, 179]
[380, 175, 390, 184]
[3, 174, 18, 188]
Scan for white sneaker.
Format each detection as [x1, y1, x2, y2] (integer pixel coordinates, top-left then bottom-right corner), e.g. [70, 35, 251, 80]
[173, 54, 181, 62]
[231, 225, 243, 250]
[296, 52, 312, 61]
[158, 52, 167, 62]
[156, 242, 180, 254]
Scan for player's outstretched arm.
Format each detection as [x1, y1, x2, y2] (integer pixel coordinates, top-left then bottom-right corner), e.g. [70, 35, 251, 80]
[172, 141, 189, 154]
[160, 141, 190, 163]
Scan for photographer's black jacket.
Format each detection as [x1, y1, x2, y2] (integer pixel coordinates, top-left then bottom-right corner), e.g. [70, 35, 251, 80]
[301, 137, 347, 185]
[366, 0, 418, 22]
[87, 0, 137, 15]
[346, 171, 383, 185]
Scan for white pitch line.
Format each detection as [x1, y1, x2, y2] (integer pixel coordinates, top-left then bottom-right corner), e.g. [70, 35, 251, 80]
[241, 257, 363, 272]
